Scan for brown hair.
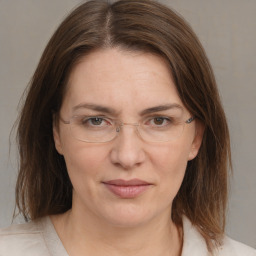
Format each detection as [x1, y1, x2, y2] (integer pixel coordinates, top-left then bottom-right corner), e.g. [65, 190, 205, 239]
[15, 0, 231, 253]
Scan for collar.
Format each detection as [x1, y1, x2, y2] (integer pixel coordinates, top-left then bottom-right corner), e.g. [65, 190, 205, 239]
[181, 216, 210, 256]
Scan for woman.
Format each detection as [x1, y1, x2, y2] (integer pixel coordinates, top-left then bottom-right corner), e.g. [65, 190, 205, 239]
[0, 0, 255, 255]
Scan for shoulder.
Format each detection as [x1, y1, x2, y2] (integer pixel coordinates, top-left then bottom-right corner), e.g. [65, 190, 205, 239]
[182, 216, 256, 256]
[0, 217, 50, 256]
[219, 236, 256, 256]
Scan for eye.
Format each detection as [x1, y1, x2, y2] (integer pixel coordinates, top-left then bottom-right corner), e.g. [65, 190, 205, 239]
[78, 116, 112, 127]
[146, 117, 172, 127]
[88, 117, 104, 126]
[152, 117, 166, 125]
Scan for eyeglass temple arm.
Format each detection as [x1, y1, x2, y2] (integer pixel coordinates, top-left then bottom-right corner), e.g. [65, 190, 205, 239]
[185, 116, 195, 124]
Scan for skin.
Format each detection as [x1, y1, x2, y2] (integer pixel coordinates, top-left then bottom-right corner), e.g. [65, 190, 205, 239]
[52, 48, 204, 256]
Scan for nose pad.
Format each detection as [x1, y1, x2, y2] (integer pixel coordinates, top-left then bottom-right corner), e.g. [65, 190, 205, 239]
[115, 123, 142, 141]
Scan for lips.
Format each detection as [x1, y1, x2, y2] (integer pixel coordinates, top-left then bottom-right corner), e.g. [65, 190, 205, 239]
[102, 179, 152, 198]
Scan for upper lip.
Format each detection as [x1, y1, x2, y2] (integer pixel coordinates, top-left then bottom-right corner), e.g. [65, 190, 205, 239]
[103, 179, 151, 186]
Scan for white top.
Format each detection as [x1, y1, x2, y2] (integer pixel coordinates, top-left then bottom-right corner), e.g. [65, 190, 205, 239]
[0, 216, 255, 256]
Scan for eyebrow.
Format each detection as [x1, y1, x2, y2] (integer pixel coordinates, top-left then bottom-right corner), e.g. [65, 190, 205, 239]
[72, 103, 120, 115]
[139, 103, 183, 115]
[72, 103, 183, 115]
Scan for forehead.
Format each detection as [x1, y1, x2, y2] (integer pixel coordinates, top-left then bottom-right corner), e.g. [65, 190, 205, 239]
[62, 48, 185, 115]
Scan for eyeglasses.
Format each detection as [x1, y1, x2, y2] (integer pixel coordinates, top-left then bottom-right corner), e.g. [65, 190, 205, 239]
[60, 115, 195, 143]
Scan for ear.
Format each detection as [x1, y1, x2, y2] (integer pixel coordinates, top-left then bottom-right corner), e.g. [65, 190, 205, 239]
[188, 120, 205, 160]
[53, 121, 64, 155]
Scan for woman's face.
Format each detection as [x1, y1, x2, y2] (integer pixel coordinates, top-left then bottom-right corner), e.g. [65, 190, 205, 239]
[53, 48, 203, 227]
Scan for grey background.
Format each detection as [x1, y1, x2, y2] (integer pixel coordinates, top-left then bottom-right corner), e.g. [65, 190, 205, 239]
[0, 0, 255, 248]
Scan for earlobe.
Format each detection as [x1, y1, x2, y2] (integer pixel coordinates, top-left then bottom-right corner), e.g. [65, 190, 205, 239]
[53, 125, 63, 155]
[188, 120, 205, 160]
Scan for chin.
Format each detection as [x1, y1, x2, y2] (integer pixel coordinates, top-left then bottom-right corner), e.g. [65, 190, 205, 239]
[100, 203, 155, 228]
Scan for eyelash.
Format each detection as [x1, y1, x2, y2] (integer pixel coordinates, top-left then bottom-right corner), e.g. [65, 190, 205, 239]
[81, 116, 110, 126]
[144, 116, 175, 129]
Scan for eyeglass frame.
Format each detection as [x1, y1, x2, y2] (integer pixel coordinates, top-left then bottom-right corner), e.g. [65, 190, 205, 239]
[58, 114, 195, 143]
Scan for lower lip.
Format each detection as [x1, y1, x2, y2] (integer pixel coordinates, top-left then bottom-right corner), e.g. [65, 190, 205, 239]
[103, 184, 151, 198]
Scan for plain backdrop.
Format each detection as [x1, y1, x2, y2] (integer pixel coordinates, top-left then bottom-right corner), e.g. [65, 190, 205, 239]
[0, 0, 255, 248]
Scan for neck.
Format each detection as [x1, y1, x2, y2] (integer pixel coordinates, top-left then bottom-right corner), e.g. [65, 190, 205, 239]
[51, 207, 183, 256]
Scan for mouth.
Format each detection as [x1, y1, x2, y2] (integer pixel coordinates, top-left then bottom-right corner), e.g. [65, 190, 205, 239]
[102, 179, 153, 199]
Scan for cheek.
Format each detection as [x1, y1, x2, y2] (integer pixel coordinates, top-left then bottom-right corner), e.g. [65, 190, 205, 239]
[65, 146, 105, 171]
[149, 142, 190, 195]
[61, 139, 109, 190]
[150, 141, 190, 172]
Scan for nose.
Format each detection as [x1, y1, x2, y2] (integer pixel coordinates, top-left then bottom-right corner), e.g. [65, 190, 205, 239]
[110, 124, 146, 170]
